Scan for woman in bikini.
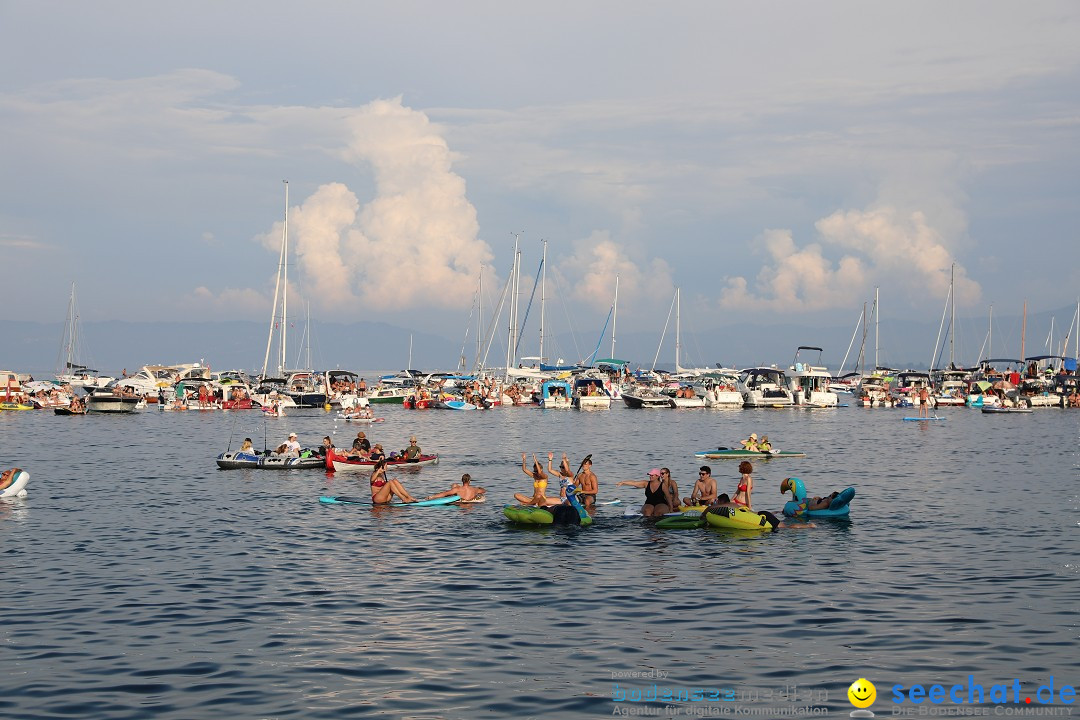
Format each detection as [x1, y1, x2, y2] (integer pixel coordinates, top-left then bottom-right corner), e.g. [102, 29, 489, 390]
[733, 461, 754, 509]
[616, 468, 676, 517]
[514, 452, 556, 506]
[369, 458, 419, 504]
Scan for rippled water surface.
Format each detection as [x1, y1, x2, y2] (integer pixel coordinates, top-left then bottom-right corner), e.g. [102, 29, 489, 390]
[2, 402, 1078, 719]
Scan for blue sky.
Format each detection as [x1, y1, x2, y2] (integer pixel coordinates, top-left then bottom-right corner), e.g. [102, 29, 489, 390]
[2, 2, 1078, 351]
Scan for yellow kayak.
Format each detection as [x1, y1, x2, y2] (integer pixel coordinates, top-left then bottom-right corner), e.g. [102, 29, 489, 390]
[703, 506, 777, 532]
[0, 402, 34, 411]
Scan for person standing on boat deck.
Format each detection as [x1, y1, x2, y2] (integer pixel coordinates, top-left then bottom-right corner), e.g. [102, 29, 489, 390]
[574, 455, 598, 513]
[282, 432, 301, 458]
[683, 466, 718, 507]
[404, 436, 422, 462]
[357, 378, 367, 397]
[733, 461, 755, 509]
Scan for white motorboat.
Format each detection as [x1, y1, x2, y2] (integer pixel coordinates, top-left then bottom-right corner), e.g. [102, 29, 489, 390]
[738, 367, 795, 408]
[788, 347, 839, 408]
[86, 389, 143, 413]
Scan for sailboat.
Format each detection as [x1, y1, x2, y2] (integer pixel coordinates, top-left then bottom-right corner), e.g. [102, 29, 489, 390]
[253, 182, 299, 410]
[55, 282, 114, 389]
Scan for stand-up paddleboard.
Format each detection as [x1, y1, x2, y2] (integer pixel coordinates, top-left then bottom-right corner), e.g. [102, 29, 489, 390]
[694, 447, 806, 459]
[902, 416, 946, 421]
[319, 495, 461, 507]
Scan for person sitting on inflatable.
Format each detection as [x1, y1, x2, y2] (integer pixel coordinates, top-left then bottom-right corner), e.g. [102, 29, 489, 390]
[780, 477, 854, 517]
[0, 467, 24, 492]
[740, 433, 760, 451]
[514, 452, 558, 507]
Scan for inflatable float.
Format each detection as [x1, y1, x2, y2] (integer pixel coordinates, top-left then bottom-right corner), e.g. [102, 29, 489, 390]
[328, 452, 440, 472]
[216, 450, 326, 470]
[0, 469, 30, 498]
[703, 505, 779, 531]
[780, 477, 855, 518]
[319, 494, 461, 507]
[694, 447, 806, 459]
[655, 511, 706, 530]
[504, 480, 592, 526]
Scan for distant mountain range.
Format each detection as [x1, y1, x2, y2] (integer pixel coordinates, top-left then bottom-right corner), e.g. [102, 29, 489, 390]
[3, 305, 1075, 377]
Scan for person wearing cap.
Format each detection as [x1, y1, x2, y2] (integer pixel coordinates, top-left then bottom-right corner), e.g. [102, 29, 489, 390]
[282, 432, 301, 457]
[615, 468, 677, 517]
[404, 436, 422, 462]
[740, 433, 760, 452]
[368, 443, 386, 462]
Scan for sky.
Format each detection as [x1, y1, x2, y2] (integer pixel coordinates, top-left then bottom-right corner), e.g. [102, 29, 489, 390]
[2, 1, 1079, 364]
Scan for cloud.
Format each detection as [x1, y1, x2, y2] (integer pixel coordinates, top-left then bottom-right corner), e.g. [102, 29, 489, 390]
[718, 206, 981, 313]
[0, 236, 48, 250]
[557, 231, 674, 312]
[186, 286, 269, 315]
[255, 98, 493, 314]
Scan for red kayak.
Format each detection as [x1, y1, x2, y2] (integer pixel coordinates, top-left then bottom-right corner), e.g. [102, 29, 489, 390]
[326, 451, 440, 472]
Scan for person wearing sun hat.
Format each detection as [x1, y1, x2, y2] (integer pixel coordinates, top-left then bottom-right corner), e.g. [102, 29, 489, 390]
[404, 435, 422, 462]
[615, 468, 677, 517]
[740, 432, 760, 452]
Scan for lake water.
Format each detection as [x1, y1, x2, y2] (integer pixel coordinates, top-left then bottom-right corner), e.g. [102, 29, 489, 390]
[1, 401, 1078, 719]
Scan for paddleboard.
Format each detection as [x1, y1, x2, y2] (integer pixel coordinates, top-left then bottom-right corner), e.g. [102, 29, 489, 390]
[902, 416, 946, 421]
[694, 447, 806, 459]
[319, 495, 461, 507]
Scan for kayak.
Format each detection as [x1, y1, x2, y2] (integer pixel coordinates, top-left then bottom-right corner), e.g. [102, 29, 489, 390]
[981, 407, 1033, 414]
[319, 494, 461, 507]
[703, 506, 778, 532]
[338, 414, 386, 422]
[0, 469, 30, 498]
[694, 447, 806, 459]
[216, 451, 325, 470]
[329, 453, 440, 472]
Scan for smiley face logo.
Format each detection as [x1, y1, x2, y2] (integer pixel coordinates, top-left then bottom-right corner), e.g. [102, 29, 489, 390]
[848, 678, 876, 708]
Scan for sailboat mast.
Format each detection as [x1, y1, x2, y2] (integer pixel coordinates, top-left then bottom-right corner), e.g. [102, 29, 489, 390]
[477, 265, 483, 372]
[611, 275, 619, 360]
[1020, 300, 1027, 363]
[281, 180, 289, 376]
[874, 287, 880, 370]
[505, 234, 521, 375]
[675, 287, 681, 372]
[949, 263, 955, 367]
[261, 182, 288, 380]
[67, 282, 77, 370]
[539, 239, 547, 364]
[989, 304, 993, 360]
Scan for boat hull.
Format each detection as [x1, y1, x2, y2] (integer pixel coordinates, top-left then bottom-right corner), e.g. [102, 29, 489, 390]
[330, 454, 440, 472]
